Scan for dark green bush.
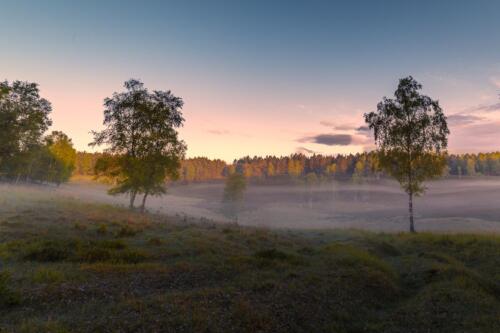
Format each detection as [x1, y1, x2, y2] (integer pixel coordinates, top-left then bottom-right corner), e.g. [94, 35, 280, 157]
[23, 240, 75, 262]
[0, 271, 21, 308]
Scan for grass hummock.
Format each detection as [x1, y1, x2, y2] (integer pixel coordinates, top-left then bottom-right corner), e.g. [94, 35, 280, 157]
[0, 185, 499, 332]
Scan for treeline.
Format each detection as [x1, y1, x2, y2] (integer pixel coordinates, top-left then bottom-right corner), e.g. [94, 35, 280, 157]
[0, 81, 76, 185]
[73, 151, 500, 183]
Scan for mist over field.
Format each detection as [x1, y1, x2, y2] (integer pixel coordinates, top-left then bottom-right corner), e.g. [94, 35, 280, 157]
[13, 178, 500, 233]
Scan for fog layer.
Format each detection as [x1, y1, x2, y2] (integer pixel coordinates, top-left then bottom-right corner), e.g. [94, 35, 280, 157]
[13, 178, 497, 233]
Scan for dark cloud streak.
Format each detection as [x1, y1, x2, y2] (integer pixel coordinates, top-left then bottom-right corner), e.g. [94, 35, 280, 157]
[298, 134, 352, 146]
[296, 146, 316, 154]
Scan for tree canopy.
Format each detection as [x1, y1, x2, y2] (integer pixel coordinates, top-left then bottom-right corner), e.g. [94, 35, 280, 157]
[365, 76, 449, 232]
[0, 80, 52, 179]
[223, 171, 247, 221]
[91, 79, 187, 211]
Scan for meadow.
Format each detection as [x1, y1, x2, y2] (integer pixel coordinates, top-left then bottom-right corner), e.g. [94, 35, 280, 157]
[0, 184, 499, 332]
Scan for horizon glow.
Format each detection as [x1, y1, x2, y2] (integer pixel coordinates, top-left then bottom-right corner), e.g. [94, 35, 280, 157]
[1, 0, 499, 162]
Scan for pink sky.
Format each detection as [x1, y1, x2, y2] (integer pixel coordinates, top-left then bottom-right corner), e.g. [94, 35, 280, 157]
[7, 68, 497, 162]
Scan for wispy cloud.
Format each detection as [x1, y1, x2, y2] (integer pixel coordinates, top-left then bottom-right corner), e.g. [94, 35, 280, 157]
[319, 120, 335, 127]
[207, 129, 230, 135]
[450, 121, 500, 153]
[423, 72, 468, 88]
[490, 76, 500, 88]
[470, 102, 500, 113]
[447, 114, 484, 126]
[319, 121, 369, 133]
[296, 104, 312, 114]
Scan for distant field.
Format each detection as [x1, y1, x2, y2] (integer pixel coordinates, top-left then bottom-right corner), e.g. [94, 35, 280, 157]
[61, 178, 500, 232]
[0, 185, 499, 332]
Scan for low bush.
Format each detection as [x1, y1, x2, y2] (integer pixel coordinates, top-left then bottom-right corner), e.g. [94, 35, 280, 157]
[147, 237, 164, 246]
[32, 267, 65, 284]
[23, 240, 76, 262]
[0, 271, 21, 308]
[19, 319, 69, 333]
[111, 249, 149, 264]
[96, 224, 108, 235]
[117, 224, 141, 237]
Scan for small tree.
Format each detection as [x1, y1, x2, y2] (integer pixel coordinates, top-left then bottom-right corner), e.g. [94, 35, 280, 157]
[223, 172, 247, 221]
[304, 172, 318, 209]
[365, 76, 449, 232]
[91, 79, 186, 212]
[45, 131, 77, 184]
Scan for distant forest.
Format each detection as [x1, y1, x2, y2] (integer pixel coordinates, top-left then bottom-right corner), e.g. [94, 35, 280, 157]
[74, 151, 500, 183]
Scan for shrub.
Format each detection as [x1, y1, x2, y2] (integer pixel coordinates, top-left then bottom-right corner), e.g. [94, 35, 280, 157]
[81, 263, 168, 274]
[117, 225, 141, 237]
[254, 248, 289, 261]
[148, 237, 164, 246]
[253, 248, 305, 267]
[32, 267, 65, 284]
[96, 224, 108, 235]
[0, 271, 21, 308]
[73, 222, 87, 231]
[23, 240, 75, 262]
[97, 239, 127, 250]
[78, 248, 112, 263]
[111, 249, 149, 264]
[20, 319, 69, 333]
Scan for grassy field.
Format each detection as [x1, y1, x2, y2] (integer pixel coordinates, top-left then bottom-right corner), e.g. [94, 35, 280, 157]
[0, 185, 499, 332]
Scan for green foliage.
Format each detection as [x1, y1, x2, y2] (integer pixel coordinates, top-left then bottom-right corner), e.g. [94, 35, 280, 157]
[365, 76, 449, 194]
[45, 131, 76, 183]
[19, 319, 69, 333]
[91, 79, 187, 211]
[23, 240, 74, 262]
[224, 172, 247, 202]
[117, 224, 141, 237]
[0, 271, 21, 308]
[31, 267, 65, 284]
[365, 76, 449, 231]
[96, 223, 108, 234]
[377, 150, 446, 195]
[0, 80, 75, 185]
[147, 237, 164, 246]
[254, 248, 289, 261]
[223, 172, 247, 220]
[0, 80, 52, 180]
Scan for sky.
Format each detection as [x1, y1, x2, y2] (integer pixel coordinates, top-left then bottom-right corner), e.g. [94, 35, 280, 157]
[1, 0, 499, 161]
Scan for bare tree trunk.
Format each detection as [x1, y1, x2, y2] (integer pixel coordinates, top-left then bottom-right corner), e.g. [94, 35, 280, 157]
[129, 190, 137, 210]
[140, 192, 148, 213]
[409, 192, 416, 233]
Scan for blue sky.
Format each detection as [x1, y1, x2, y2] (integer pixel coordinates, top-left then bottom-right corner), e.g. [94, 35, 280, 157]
[1, 0, 499, 160]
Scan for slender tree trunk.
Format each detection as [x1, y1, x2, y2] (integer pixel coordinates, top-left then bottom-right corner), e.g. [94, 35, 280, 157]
[129, 190, 137, 210]
[140, 192, 149, 213]
[409, 191, 416, 233]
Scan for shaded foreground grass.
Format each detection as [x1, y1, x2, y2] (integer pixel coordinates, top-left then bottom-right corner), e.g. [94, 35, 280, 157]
[0, 185, 499, 332]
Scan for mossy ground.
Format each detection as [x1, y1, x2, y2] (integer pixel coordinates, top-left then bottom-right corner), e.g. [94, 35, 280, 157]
[0, 185, 499, 332]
